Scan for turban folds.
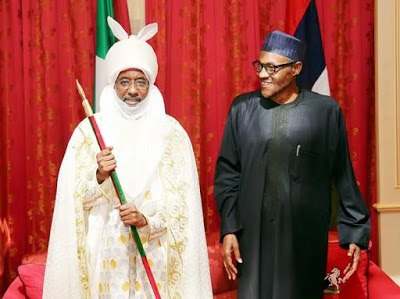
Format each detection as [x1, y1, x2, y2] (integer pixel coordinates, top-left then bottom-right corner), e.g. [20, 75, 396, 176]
[105, 17, 158, 85]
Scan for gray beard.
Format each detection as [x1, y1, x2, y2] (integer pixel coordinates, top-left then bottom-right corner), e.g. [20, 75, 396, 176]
[114, 92, 150, 119]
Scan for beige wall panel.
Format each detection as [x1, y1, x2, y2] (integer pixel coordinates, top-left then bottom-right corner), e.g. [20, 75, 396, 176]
[375, 0, 400, 281]
[379, 214, 400, 285]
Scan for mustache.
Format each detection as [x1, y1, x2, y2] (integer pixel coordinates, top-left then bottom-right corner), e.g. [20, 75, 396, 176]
[123, 95, 144, 102]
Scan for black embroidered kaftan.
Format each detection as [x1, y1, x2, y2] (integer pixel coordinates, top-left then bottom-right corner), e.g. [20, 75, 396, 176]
[214, 90, 370, 299]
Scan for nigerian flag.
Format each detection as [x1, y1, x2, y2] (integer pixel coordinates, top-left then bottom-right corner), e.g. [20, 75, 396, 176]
[94, 0, 116, 111]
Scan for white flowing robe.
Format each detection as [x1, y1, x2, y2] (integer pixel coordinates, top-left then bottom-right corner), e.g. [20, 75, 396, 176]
[43, 112, 212, 299]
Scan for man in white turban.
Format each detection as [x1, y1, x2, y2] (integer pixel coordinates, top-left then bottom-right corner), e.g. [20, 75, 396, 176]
[43, 17, 212, 299]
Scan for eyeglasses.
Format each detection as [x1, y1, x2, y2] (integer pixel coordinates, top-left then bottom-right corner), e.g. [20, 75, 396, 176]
[252, 60, 296, 75]
[116, 78, 149, 89]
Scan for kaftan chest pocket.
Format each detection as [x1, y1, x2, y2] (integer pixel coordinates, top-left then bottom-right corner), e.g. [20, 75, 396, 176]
[290, 144, 323, 183]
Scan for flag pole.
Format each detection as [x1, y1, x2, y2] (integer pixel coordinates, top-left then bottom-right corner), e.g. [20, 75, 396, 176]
[75, 79, 161, 299]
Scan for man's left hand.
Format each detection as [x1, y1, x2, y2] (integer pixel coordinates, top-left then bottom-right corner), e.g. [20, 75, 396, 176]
[115, 202, 148, 228]
[342, 243, 361, 282]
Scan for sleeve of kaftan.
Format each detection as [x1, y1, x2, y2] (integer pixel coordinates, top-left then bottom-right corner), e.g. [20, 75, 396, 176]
[214, 103, 243, 241]
[138, 121, 191, 242]
[333, 108, 370, 249]
[70, 121, 115, 210]
[138, 199, 167, 242]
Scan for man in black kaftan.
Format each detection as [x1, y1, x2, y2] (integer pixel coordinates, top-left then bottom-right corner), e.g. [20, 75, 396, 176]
[214, 30, 370, 299]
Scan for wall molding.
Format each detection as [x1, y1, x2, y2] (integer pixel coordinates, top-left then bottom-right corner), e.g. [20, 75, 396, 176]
[373, 203, 400, 213]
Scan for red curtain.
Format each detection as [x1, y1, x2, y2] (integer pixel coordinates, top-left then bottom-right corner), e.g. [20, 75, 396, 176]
[0, 0, 130, 294]
[146, 0, 377, 260]
[0, 1, 95, 293]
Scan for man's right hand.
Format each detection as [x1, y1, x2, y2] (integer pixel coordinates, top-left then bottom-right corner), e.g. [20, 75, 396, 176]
[222, 233, 243, 280]
[96, 146, 116, 184]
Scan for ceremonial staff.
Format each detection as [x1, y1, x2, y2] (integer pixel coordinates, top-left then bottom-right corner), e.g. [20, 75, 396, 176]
[75, 79, 161, 299]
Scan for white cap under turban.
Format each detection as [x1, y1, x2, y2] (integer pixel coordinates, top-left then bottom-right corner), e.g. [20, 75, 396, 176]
[105, 17, 158, 85]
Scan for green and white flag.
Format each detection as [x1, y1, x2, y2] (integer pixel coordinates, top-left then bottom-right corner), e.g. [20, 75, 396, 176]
[94, 0, 116, 111]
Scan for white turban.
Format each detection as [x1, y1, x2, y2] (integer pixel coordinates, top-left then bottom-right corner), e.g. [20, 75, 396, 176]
[99, 17, 164, 120]
[105, 17, 158, 85]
